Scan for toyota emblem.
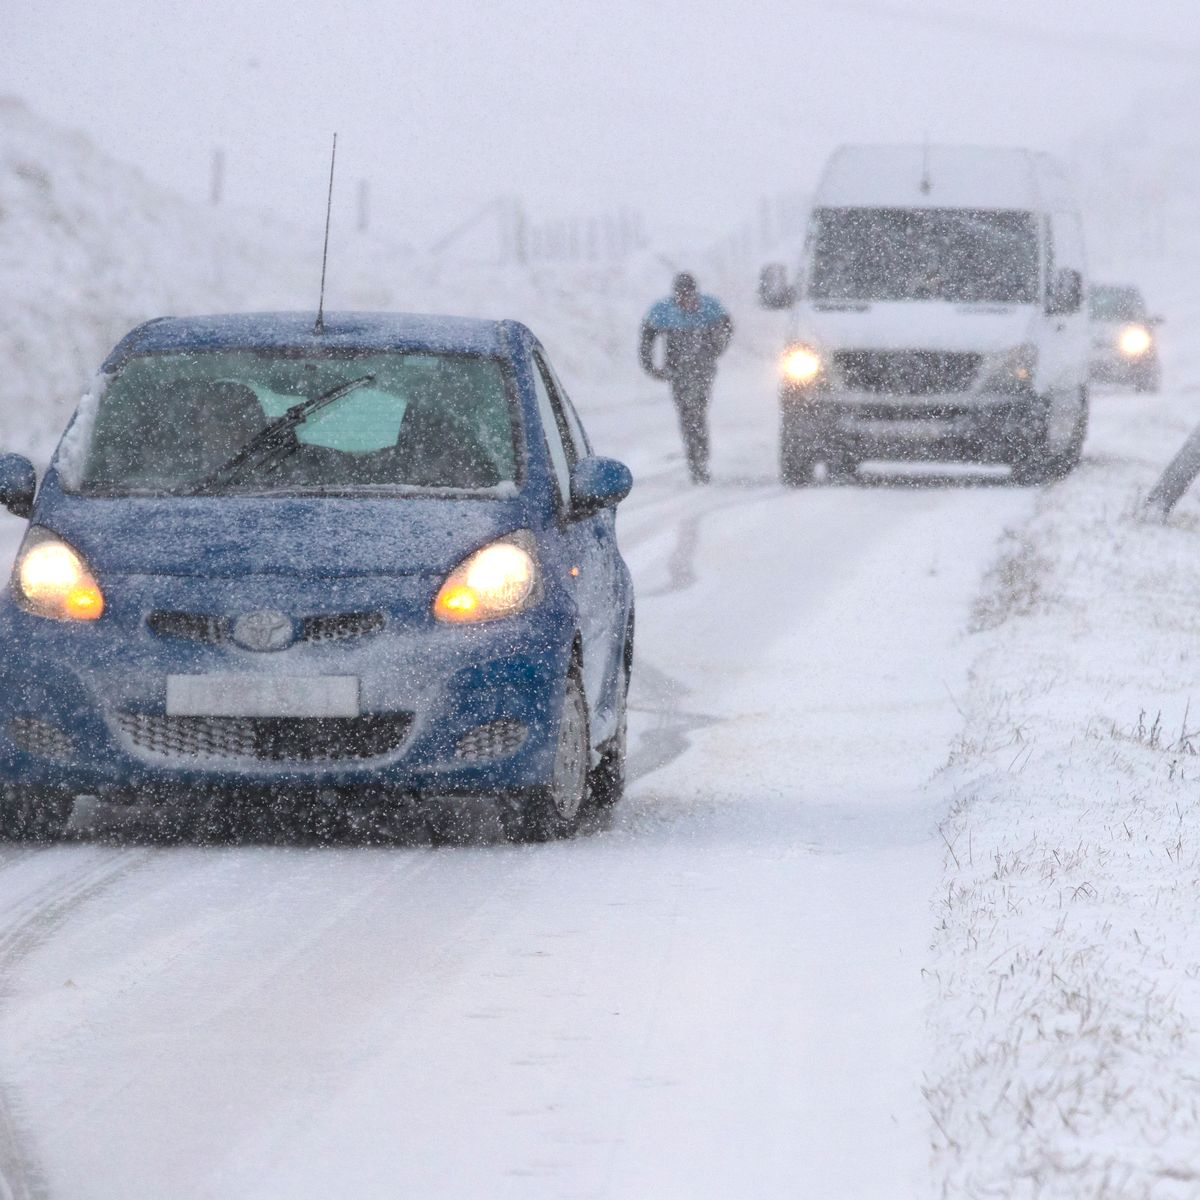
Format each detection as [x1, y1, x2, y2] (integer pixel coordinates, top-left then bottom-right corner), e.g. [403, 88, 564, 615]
[232, 610, 295, 652]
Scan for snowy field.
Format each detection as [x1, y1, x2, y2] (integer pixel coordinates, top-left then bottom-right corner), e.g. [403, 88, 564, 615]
[3, 101, 1200, 1198]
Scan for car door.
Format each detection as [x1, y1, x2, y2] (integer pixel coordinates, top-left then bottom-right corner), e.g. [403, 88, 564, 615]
[529, 350, 617, 719]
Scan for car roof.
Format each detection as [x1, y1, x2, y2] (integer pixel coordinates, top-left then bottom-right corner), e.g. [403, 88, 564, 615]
[102, 311, 518, 369]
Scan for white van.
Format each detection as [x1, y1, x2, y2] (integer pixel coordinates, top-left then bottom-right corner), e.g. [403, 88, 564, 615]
[759, 144, 1089, 485]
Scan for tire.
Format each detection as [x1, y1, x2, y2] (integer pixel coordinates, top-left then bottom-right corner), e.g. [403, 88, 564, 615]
[589, 664, 628, 809]
[780, 404, 817, 487]
[0, 786, 73, 842]
[1134, 362, 1161, 393]
[500, 671, 590, 843]
[1010, 389, 1086, 485]
[823, 453, 858, 485]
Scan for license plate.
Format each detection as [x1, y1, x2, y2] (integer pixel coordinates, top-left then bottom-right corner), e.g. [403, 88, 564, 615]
[166, 675, 360, 718]
[843, 417, 950, 439]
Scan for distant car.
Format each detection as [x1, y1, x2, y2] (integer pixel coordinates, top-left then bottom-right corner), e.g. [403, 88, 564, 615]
[0, 312, 634, 842]
[1088, 284, 1162, 392]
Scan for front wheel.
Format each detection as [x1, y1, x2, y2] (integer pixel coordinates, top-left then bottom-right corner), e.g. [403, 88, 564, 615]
[1010, 389, 1086, 485]
[780, 403, 818, 487]
[589, 666, 628, 809]
[500, 672, 590, 842]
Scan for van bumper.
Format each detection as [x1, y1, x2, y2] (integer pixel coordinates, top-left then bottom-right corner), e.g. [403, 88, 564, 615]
[782, 385, 1035, 464]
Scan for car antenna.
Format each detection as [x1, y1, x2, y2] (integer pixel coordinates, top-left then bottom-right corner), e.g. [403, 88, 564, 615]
[920, 134, 933, 195]
[313, 132, 338, 335]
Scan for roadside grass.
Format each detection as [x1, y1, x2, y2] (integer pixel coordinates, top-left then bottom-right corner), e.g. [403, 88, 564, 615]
[929, 414, 1200, 1198]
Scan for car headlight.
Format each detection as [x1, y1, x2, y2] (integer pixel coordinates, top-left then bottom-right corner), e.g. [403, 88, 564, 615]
[12, 527, 104, 621]
[781, 345, 822, 385]
[1118, 324, 1152, 357]
[434, 531, 539, 623]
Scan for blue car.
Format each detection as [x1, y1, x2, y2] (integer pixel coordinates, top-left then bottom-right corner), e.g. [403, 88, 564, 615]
[0, 312, 634, 842]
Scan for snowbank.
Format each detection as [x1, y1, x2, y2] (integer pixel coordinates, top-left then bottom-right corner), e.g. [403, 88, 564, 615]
[928, 385, 1200, 1196]
[0, 97, 766, 465]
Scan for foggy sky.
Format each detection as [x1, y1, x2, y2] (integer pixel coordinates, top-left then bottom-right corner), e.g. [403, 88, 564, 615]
[4, 0, 1199, 243]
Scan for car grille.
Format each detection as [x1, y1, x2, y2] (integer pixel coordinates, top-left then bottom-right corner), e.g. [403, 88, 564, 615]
[9, 716, 74, 760]
[834, 351, 982, 395]
[455, 719, 528, 762]
[147, 610, 385, 646]
[114, 712, 412, 763]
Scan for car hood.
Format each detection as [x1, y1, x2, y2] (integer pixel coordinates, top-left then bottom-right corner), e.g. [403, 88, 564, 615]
[34, 492, 531, 578]
[795, 301, 1039, 354]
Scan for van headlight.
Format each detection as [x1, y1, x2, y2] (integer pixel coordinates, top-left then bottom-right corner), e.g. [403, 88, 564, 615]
[12, 528, 105, 621]
[434, 531, 540, 623]
[781, 345, 822, 385]
[981, 343, 1037, 390]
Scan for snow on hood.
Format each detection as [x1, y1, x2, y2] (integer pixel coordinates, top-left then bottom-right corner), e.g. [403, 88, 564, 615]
[794, 301, 1039, 354]
[35, 492, 529, 579]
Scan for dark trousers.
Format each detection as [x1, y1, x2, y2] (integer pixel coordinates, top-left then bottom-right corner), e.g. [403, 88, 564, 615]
[671, 373, 713, 483]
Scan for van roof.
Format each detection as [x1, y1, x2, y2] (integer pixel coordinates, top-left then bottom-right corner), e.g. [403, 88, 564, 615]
[815, 144, 1069, 210]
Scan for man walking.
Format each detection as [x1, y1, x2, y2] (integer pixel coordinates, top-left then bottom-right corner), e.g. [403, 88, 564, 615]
[639, 273, 733, 484]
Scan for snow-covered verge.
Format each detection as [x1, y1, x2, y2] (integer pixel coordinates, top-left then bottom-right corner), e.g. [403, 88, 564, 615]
[0, 96, 765, 465]
[927, 384, 1200, 1196]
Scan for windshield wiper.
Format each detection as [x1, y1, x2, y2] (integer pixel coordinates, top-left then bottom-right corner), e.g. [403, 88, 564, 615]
[177, 373, 375, 496]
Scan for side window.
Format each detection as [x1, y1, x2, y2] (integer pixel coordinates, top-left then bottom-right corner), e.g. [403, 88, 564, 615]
[530, 356, 572, 507]
[539, 354, 591, 461]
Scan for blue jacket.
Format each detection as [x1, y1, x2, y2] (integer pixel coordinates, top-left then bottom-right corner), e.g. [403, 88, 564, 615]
[640, 295, 733, 382]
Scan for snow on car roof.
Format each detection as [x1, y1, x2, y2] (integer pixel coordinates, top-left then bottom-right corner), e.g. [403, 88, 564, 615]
[102, 311, 512, 369]
[816, 144, 1047, 210]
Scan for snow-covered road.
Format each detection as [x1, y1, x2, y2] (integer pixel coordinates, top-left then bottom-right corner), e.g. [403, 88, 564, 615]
[0, 365, 1035, 1198]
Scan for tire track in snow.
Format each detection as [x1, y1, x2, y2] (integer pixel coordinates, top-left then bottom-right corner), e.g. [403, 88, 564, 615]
[0, 848, 149, 1200]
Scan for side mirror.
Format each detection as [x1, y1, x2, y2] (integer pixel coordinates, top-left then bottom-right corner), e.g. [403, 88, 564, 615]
[758, 263, 796, 310]
[1047, 268, 1083, 316]
[569, 456, 632, 518]
[0, 454, 36, 519]
[1149, 314, 1165, 327]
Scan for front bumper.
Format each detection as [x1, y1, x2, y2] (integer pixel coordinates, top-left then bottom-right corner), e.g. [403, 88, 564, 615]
[0, 573, 574, 802]
[782, 385, 1034, 463]
[1089, 351, 1158, 385]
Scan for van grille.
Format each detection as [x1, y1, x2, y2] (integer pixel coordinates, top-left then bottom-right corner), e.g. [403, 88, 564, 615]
[834, 351, 982, 395]
[115, 712, 412, 763]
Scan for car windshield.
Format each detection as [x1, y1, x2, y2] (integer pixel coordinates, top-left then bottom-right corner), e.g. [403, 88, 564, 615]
[69, 349, 519, 496]
[1089, 287, 1145, 321]
[808, 207, 1040, 304]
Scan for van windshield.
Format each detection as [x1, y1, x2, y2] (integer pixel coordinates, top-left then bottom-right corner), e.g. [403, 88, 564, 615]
[809, 208, 1040, 304]
[68, 349, 519, 496]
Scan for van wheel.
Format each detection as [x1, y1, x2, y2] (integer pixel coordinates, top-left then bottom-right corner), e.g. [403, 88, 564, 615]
[500, 672, 589, 842]
[824, 454, 858, 484]
[780, 406, 817, 487]
[0, 786, 73, 842]
[1010, 394, 1065, 485]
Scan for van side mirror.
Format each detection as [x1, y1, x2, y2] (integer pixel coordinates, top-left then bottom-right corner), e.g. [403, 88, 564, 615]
[758, 263, 795, 310]
[1047, 268, 1083, 316]
[0, 454, 36, 519]
[1149, 314, 1165, 327]
[570, 456, 632, 518]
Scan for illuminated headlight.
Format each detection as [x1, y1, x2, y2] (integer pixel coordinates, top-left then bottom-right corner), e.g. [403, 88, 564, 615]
[781, 345, 822, 385]
[434, 531, 539, 623]
[13, 528, 105, 621]
[1118, 324, 1152, 358]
